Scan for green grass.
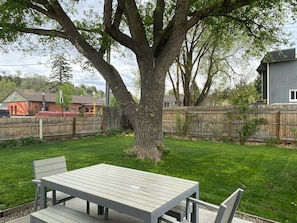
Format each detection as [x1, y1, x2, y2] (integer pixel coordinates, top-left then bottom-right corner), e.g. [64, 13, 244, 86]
[0, 135, 296, 222]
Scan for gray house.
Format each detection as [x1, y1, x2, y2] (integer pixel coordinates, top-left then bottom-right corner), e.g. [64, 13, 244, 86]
[257, 48, 297, 105]
[163, 95, 184, 107]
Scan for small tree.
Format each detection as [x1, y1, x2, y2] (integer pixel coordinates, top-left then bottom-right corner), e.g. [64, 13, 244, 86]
[56, 84, 73, 113]
[229, 82, 265, 144]
[230, 105, 266, 145]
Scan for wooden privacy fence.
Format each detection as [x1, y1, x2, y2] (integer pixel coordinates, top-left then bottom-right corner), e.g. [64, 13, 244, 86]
[0, 116, 103, 141]
[2, 105, 297, 143]
[163, 105, 297, 143]
[0, 107, 125, 141]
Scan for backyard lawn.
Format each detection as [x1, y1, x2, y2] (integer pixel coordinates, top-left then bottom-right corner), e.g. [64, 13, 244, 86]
[0, 135, 296, 222]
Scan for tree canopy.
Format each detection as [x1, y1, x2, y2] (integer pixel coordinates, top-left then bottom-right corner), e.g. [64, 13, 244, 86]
[56, 84, 73, 111]
[0, 77, 16, 101]
[0, 0, 296, 162]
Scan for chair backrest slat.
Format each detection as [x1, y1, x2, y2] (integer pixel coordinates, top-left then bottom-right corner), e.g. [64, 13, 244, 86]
[214, 204, 227, 223]
[217, 188, 244, 223]
[33, 156, 67, 180]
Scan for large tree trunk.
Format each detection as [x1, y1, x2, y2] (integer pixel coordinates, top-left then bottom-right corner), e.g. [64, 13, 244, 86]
[127, 63, 166, 163]
[131, 105, 164, 162]
[70, 35, 167, 163]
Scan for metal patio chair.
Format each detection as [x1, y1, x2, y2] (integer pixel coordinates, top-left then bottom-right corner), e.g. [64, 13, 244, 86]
[32, 156, 74, 211]
[160, 188, 244, 223]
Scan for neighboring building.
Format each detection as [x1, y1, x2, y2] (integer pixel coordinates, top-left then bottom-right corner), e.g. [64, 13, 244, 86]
[163, 95, 184, 107]
[257, 48, 297, 105]
[0, 90, 105, 116]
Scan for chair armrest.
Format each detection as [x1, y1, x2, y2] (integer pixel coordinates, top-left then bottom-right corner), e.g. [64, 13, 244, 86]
[32, 179, 41, 186]
[187, 197, 220, 212]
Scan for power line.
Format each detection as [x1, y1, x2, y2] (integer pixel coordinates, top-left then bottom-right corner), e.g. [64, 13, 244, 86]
[0, 45, 75, 52]
[0, 63, 47, 67]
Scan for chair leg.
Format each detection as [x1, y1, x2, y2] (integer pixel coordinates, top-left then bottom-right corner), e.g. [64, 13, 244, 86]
[33, 187, 39, 211]
[98, 205, 104, 215]
[86, 201, 90, 214]
[104, 208, 109, 220]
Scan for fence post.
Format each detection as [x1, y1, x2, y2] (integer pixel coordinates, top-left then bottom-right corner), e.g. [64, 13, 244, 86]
[276, 111, 281, 143]
[39, 119, 43, 140]
[72, 117, 76, 138]
[227, 112, 232, 140]
[102, 106, 107, 134]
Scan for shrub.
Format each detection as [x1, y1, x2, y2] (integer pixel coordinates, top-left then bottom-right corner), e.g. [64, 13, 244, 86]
[19, 136, 43, 146]
[175, 112, 193, 137]
[265, 137, 278, 146]
[230, 105, 267, 145]
[0, 139, 19, 149]
[0, 136, 42, 149]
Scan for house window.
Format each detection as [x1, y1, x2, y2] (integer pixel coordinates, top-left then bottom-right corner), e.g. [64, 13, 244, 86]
[289, 89, 297, 102]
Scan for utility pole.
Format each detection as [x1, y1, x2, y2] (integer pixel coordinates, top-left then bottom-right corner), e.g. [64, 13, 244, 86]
[105, 40, 111, 106]
[41, 92, 46, 111]
[59, 90, 64, 117]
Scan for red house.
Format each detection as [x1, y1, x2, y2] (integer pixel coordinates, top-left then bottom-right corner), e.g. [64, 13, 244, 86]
[0, 90, 105, 116]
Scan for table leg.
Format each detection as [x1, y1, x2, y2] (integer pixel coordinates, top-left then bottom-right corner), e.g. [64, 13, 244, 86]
[52, 190, 57, 205]
[192, 190, 199, 223]
[143, 216, 155, 223]
[40, 184, 47, 209]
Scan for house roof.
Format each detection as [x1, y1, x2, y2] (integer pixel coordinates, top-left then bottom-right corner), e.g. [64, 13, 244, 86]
[257, 48, 297, 73]
[3, 90, 105, 105]
[262, 48, 296, 63]
[164, 95, 184, 102]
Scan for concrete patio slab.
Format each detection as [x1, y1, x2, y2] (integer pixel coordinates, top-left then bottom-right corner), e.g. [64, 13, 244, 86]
[5, 198, 255, 223]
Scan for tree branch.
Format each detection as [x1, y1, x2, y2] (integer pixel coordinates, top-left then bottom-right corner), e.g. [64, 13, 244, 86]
[153, 0, 165, 42]
[113, 0, 125, 28]
[154, 0, 189, 68]
[27, 1, 59, 22]
[223, 14, 265, 39]
[124, 0, 149, 50]
[103, 0, 137, 53]
[187, 0, 253, 29]
[18, 27, 69, 39]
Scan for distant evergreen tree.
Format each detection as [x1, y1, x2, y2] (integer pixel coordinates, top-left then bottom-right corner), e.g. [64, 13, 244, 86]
[49, 54, 73, 93]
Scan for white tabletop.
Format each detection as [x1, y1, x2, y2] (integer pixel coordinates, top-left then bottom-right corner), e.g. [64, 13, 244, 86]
[40, 163, 199, 223]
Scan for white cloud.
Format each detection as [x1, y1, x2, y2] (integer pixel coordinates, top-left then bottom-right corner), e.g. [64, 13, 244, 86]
[0, 44, 138, 95]
[0, 1, 139, 95]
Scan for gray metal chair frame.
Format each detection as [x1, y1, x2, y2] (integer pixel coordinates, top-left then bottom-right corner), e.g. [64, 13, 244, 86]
[32, 156, 74, 211]
[160, 188, 243, 223]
